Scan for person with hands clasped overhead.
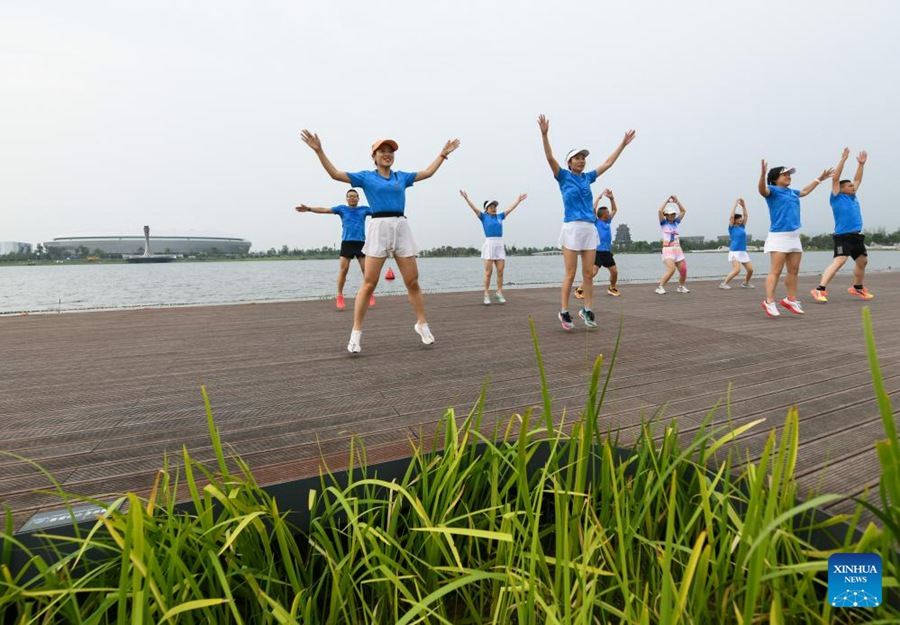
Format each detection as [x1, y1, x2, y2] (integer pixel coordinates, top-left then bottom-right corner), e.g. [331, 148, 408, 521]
[590, 189, 621, 296]
[758, 160, 834, 317]
[295, 188, 374, 310]
[459, 190, 527, 305]
[538, 114, 635, 330]
[655, 196, 689, 294]
[812, 148, 873, 302]
[300, 129, 460, 353]
[719, 198, 754, 289]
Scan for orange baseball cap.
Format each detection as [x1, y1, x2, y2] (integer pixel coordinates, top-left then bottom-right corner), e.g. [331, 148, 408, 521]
[371, 139, 399, 155]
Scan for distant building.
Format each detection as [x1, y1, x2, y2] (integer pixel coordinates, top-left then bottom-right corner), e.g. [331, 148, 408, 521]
[0, 242, 32, 255]
[614, 223, 632, 247]
[681, 235, 705, 244]
[44, 235, 251, 256]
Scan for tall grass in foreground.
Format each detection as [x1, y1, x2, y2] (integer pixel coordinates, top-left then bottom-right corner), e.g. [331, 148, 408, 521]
[1, 314, 898, 623]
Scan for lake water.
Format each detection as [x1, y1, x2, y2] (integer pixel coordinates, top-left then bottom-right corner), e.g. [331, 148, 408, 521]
[2, 250, 898, 314]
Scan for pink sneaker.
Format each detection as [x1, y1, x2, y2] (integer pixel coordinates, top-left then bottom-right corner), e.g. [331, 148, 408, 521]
[369, 293, 376, 307]
[336, 294, 345, 310]
[779, 297, 805, 315]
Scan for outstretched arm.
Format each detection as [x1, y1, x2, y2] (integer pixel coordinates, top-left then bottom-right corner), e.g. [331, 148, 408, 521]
[832, 147, 850, 195]
[504, 193, 528, 218]
[300, 130, 351, 183]
[594, 130, 637, 177]
[537, 115, 561, 178]
[415, 139, 460, 182]
[606, 189, 618, 218]
[295, 204, 333, 215]
[853, 150, 867, 191]
[758, 159, 770, 197]
[799, 168, 835, 197]
[458, 189, 480, 216]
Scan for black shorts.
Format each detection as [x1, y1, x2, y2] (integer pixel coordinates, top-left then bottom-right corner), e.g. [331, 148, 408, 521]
[594, 251, 616, 268]
[340, 240, 365, 259]
[833, 233, 867, 260]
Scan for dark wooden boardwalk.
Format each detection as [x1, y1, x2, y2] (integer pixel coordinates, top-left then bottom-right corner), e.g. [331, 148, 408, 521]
[2, 272, 898, 531]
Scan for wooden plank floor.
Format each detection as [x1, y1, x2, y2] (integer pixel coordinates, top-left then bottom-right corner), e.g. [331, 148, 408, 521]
[2, 272, 898, 531]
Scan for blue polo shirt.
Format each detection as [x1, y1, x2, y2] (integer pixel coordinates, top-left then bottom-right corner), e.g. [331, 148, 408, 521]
[595, 217, 613, 252]
[765, 185, 802, 232]
[555, 169, 598, 222]
[728, 224, 747, 251]
[331, 205, 372, 241]
[830, 192, 863, 235]
[346, 170, 417, 215]
[478, 211, 506, 237]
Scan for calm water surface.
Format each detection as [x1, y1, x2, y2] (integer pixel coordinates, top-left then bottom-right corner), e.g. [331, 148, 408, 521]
[1, 251, 897, 314]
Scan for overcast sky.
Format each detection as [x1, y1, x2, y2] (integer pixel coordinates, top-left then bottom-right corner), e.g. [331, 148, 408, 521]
[2, 1, 899, 251]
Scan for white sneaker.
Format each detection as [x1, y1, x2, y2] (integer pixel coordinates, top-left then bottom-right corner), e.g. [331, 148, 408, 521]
[761, 300, 780, 318]
[483, 294, 491, 306]
[414, 323, 435, 345]
[719, 282, 731, 290]
[347, 330, 362, 353]
[677, 285, 690, 293]
[654, 286, 666, 295]
[741, 282, 755, 289]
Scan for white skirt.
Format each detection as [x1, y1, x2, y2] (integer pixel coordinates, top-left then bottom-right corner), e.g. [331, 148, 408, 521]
[728, 251, 751, 263]
[763, 230, 802, 254]
[363, 217, 419, 258]
[481, 237, 506, 260]
[558, 221, 599, 251]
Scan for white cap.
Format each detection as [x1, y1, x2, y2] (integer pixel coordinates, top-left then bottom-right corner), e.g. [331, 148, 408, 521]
[565, 148, 589, 162]
[663, 205, 678, 214]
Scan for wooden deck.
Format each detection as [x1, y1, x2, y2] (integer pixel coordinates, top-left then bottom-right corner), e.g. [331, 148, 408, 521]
[2, 272, 898, 531]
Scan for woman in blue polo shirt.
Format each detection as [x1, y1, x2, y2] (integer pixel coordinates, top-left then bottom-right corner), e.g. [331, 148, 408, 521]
[459, 189, 527, 305]
[537, 114, 635, 331]
[301, 129, 460, 353]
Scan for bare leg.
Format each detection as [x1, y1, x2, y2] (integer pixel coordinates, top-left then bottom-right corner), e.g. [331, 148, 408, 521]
[765, 252, 787, 302]
[724, 259, 741, 285]
[659, 259, 676, 287]
[580, 249, 596, 310]
[853, 255, 868, 286]
[783, 252, 802, 299]
[609, 265, 618, 289]
[395, 255, 427, 324]
[819, 255, 848, 288]
[676, 259, 687, 287]
[356, 256, 366, 275]
[337, 256, 351, 295]
[742, 261, 754, 283]
[495, 260, 505, 293]
[483, 259, 493, 295]
[353, 256, 386, 331]
[560, 248, 579, 311]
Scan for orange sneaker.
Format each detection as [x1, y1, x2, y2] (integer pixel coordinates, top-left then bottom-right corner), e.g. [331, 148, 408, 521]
[848, 286, 874, 300]
[336, 294, 346, 310]
[607, 286, 621, 297]
[810, 289, 828, 303]
[369, 293, 376, 307]
[574, 287, 584, 299]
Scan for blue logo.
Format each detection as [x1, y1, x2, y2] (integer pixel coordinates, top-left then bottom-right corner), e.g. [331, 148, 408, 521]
[828, 553, 882, 608]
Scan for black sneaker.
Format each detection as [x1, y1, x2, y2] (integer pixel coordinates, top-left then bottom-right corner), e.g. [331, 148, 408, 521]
[578, 308, 597, 328]
[558, 311, 574, 331]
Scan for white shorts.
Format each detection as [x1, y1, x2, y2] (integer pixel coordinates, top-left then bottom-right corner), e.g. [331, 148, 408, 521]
[764, 230, 803, 254]
[481, 237, 506, 260]
[558, 221, 599, 251]
[661, 246, 686, 263]
[728, 251, 751, 263]
[363, 217, 418, 258]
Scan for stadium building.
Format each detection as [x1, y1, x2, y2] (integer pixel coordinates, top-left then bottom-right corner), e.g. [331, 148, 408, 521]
[43, 235, 251, 256]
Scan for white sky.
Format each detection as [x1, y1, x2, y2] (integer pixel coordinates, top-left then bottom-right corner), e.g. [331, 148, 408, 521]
[2, 1, 898, 251]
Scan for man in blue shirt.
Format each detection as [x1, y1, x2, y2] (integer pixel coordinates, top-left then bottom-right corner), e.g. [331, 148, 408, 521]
[812, 148, 873, 302]
[295, 188, 373, 310]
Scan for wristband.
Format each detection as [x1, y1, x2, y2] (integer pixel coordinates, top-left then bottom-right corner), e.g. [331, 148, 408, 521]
[440, 153, 448, 160]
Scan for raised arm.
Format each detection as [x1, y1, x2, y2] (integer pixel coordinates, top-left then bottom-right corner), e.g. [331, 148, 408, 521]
[414, 139, 460, 182]
[657, 197, 671, 221]
[300, 130, 351, 183]
[537, 115, 561, 178]
[594, 130, 637, 177]
[737, 198, 747, 226]
[295, 204, 334, 215]
[599, 188, 618, 218]
[853, 150, 867, 191]
[799, 168, 835, 197]
[672, 194, 686, 219]
[504, 193, 528, 218]
[758, 159, 770, 197]
[832, 147, 850, 195]
[458, 189, 480, 216]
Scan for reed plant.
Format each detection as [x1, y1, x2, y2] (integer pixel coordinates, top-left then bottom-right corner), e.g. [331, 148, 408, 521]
[1, 314, 897, 623]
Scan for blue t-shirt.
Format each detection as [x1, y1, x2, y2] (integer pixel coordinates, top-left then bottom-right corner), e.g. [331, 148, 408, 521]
[728, 223, 747, 252]
[660, 217, 682, 247]
[764, 185, 802, 232]
[595, 218, 613, 252]
[331, 205, 372, 242]
[346, 170, 417, 215]
[830, 192, 863, 235]
[555, 169, 598, 222]
[478, 211, 506, 238]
